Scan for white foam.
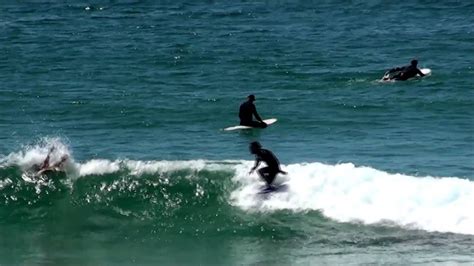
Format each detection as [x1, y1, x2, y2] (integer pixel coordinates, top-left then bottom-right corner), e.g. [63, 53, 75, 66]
[125, 159, 209, 176]
[76, 159, 238, 177]
[230, 162, 474, 235]
[78, 159, 120, 176]
[0, 137, 74, 172]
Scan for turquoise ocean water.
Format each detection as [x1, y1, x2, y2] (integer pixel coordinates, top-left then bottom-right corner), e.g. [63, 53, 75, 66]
[1, 1, 473, 265]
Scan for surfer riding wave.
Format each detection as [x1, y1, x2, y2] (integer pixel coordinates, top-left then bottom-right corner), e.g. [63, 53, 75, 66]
[248, 141, 287, 189]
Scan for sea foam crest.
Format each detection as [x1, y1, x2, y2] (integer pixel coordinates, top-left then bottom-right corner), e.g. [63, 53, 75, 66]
[77, 159, 235, 177]
[230, 162, 474, 235]
[78, 159, 120, 176]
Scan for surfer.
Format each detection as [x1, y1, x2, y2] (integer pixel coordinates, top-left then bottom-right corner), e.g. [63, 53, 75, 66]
[34, 147, 69, 175]
[239, 94, 267, 128]
[248, 141, 287, 188]
[384, 59, 425, 81]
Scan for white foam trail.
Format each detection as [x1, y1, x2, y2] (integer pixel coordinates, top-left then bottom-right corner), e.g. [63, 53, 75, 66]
[123, 159, 230, 176]
[76, 159, 235, 177]
[78, 159, 120, 176]
[230, 162, 474, 235]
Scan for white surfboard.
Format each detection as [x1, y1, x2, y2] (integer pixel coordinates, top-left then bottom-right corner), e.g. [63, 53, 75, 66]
[224, 118, 277, 131]
[420, 68, 431, 76]
[258, 183, 288, 195]
[381, 68, 431, 82]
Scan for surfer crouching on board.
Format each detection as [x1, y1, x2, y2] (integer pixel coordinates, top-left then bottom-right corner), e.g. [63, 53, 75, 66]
[239, 94, 267, 128]
[384, 59, 425, 81]
[34, 147, 69, 176]
[249, 141, 287, 188]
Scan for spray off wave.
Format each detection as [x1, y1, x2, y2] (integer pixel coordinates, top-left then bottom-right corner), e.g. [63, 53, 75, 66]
[1, 141, 473, 236]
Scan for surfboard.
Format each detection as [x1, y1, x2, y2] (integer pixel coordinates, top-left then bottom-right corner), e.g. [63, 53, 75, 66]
[21, 167, 65, 184]
[258, 183, 288, 194]
[420, 68, 431, 76]
[224, 118, 277, 131]
[36, 166, 60, 176]
[381, 68, 431, 82]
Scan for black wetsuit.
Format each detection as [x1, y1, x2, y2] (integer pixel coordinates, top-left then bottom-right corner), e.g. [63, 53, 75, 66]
[255, 149, 282, 186]
[239, 100, 267, 128]
[389, 65, 425, 81]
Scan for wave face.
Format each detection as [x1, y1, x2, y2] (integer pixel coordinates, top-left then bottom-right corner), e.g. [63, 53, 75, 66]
[1, 141, 473, 236]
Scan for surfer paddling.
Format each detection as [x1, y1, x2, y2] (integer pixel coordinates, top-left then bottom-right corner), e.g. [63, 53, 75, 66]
[34, 147, 69, 176]
[239, 94, 267, 128]
[248, 141, 287, 189]
[383, 59, 425, 81]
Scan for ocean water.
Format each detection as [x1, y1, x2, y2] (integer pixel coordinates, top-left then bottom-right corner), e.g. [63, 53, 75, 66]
[1, 1, 473, 265]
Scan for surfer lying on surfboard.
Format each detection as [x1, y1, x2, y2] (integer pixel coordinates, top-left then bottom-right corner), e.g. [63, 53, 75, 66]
[383, 59, 425, 81]
[239, 94, 267, 128]
[34, 147, 69, 176]
[248, 141, 287, 189]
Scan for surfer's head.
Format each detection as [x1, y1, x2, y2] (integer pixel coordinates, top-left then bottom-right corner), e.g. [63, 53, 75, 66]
[411, 59, 418, 66]
[247, 94, 256, 102]
[249, 141, 261, 154]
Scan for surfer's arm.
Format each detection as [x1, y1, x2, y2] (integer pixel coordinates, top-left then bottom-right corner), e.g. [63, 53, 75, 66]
[51, 155, 68, 168]
[39, 147, 55, 169]
[251, 105, 264, 123]
[39, 158, 49, 170]
[249, 158, 261, 174]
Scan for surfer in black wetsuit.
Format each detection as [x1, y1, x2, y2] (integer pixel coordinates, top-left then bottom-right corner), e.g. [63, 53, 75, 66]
[249, 141, 287, 188]
[239, 94, 267, 128]
[385, 59, 425, 81]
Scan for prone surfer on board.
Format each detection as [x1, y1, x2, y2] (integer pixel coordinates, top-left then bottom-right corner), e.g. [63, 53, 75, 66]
[384, 59, 425, 81]
[239, 94, 267, 128]
[249, 141, 287, 189]
[34, 147, 69, 176]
